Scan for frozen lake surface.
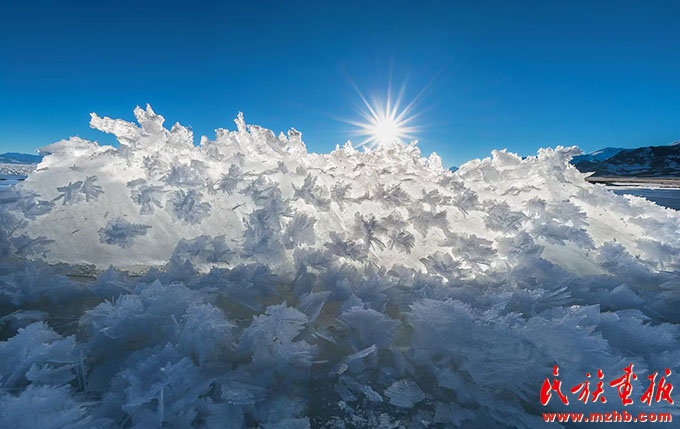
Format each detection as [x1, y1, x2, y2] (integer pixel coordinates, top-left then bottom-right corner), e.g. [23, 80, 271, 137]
[613, 187, 680, 210]
[0, 175, 26, 190]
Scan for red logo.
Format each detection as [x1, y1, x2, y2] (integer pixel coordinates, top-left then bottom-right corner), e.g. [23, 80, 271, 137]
[541, 365, 674, 407]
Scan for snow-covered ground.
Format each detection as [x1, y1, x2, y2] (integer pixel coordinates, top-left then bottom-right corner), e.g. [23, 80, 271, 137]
[1, 106, 679, 428]
[0, 163, 35, 176]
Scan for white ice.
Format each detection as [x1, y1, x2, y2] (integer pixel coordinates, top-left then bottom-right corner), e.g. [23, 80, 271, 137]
[1, 106, 679, 428]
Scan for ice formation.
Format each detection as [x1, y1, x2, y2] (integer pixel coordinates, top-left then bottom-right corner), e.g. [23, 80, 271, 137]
[1, 105, 679, 427]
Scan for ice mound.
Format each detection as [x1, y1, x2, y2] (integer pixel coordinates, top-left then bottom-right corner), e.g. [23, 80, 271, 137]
[4, 104, 680, 274]
[1, 106, 680, 427]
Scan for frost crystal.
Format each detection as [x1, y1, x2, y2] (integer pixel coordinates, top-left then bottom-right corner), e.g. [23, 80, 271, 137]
[387, 229, 415, 253]
[80, 175, 104, 202]
[384, 379, 426, 408]
[54, 181, 83, 205]
[11, 235, 54, 257]
[172, 235, 235, 264]
[218, 164, 243, 195]
[98, 218, 150, 248]
[0, 322, 77, 388]
[163, 162, 206, 187]
[283, 213, 317, 249]
[293, 174, 330, 210]
[240, 303, 315, 368]
[330, 181, 352, 207]
[129, 183, 164, 215]
[353, 213, 387, 249]
[373, 183, 410, 207]
[166, 190, 211, 224]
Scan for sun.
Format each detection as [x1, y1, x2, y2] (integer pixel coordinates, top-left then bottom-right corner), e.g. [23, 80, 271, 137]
[346, 82, 422, 150]
[363, 109, 409, 148]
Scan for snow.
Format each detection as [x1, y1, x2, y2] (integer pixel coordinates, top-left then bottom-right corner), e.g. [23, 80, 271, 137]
[571, 146, 624, 163]
[6, 105, 677, 274]
[1, 105, 680, 427]
[0, 163, 35, 176]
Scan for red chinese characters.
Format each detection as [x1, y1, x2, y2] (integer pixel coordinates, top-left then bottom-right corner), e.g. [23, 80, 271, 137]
[542, 364, 674, 407]
[609, 363, 638, 406]
[541, 366, 569, 406]
[571, 368, 607, 404]
[591, 369, 607, 404]
[641, 369, 674, 406]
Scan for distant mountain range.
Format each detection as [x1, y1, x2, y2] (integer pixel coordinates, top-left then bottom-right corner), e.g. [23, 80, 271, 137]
[572, 147, 626, 164]
[0, 152, 42, 176]
[571, 142, 680, 177]
[0, 152, 43, 164]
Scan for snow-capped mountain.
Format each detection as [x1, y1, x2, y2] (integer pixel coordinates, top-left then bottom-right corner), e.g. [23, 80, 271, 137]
[570, 146, 624, 164]
[572, 143, 680, 176]
[0, 152, 43, 164]
[0, 152, 42, 177]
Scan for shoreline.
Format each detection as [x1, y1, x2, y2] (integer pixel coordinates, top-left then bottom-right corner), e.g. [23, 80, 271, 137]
[585, 175, 680, 188]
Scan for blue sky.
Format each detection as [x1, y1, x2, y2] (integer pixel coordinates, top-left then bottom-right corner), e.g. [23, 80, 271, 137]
[1, 0, 679, 167]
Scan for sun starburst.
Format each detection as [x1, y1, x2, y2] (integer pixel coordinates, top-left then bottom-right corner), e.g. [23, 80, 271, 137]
[346, 81, 422, 150]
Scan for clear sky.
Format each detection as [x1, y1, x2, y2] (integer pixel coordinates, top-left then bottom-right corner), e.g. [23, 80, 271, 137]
[1, 0, 679, 167]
